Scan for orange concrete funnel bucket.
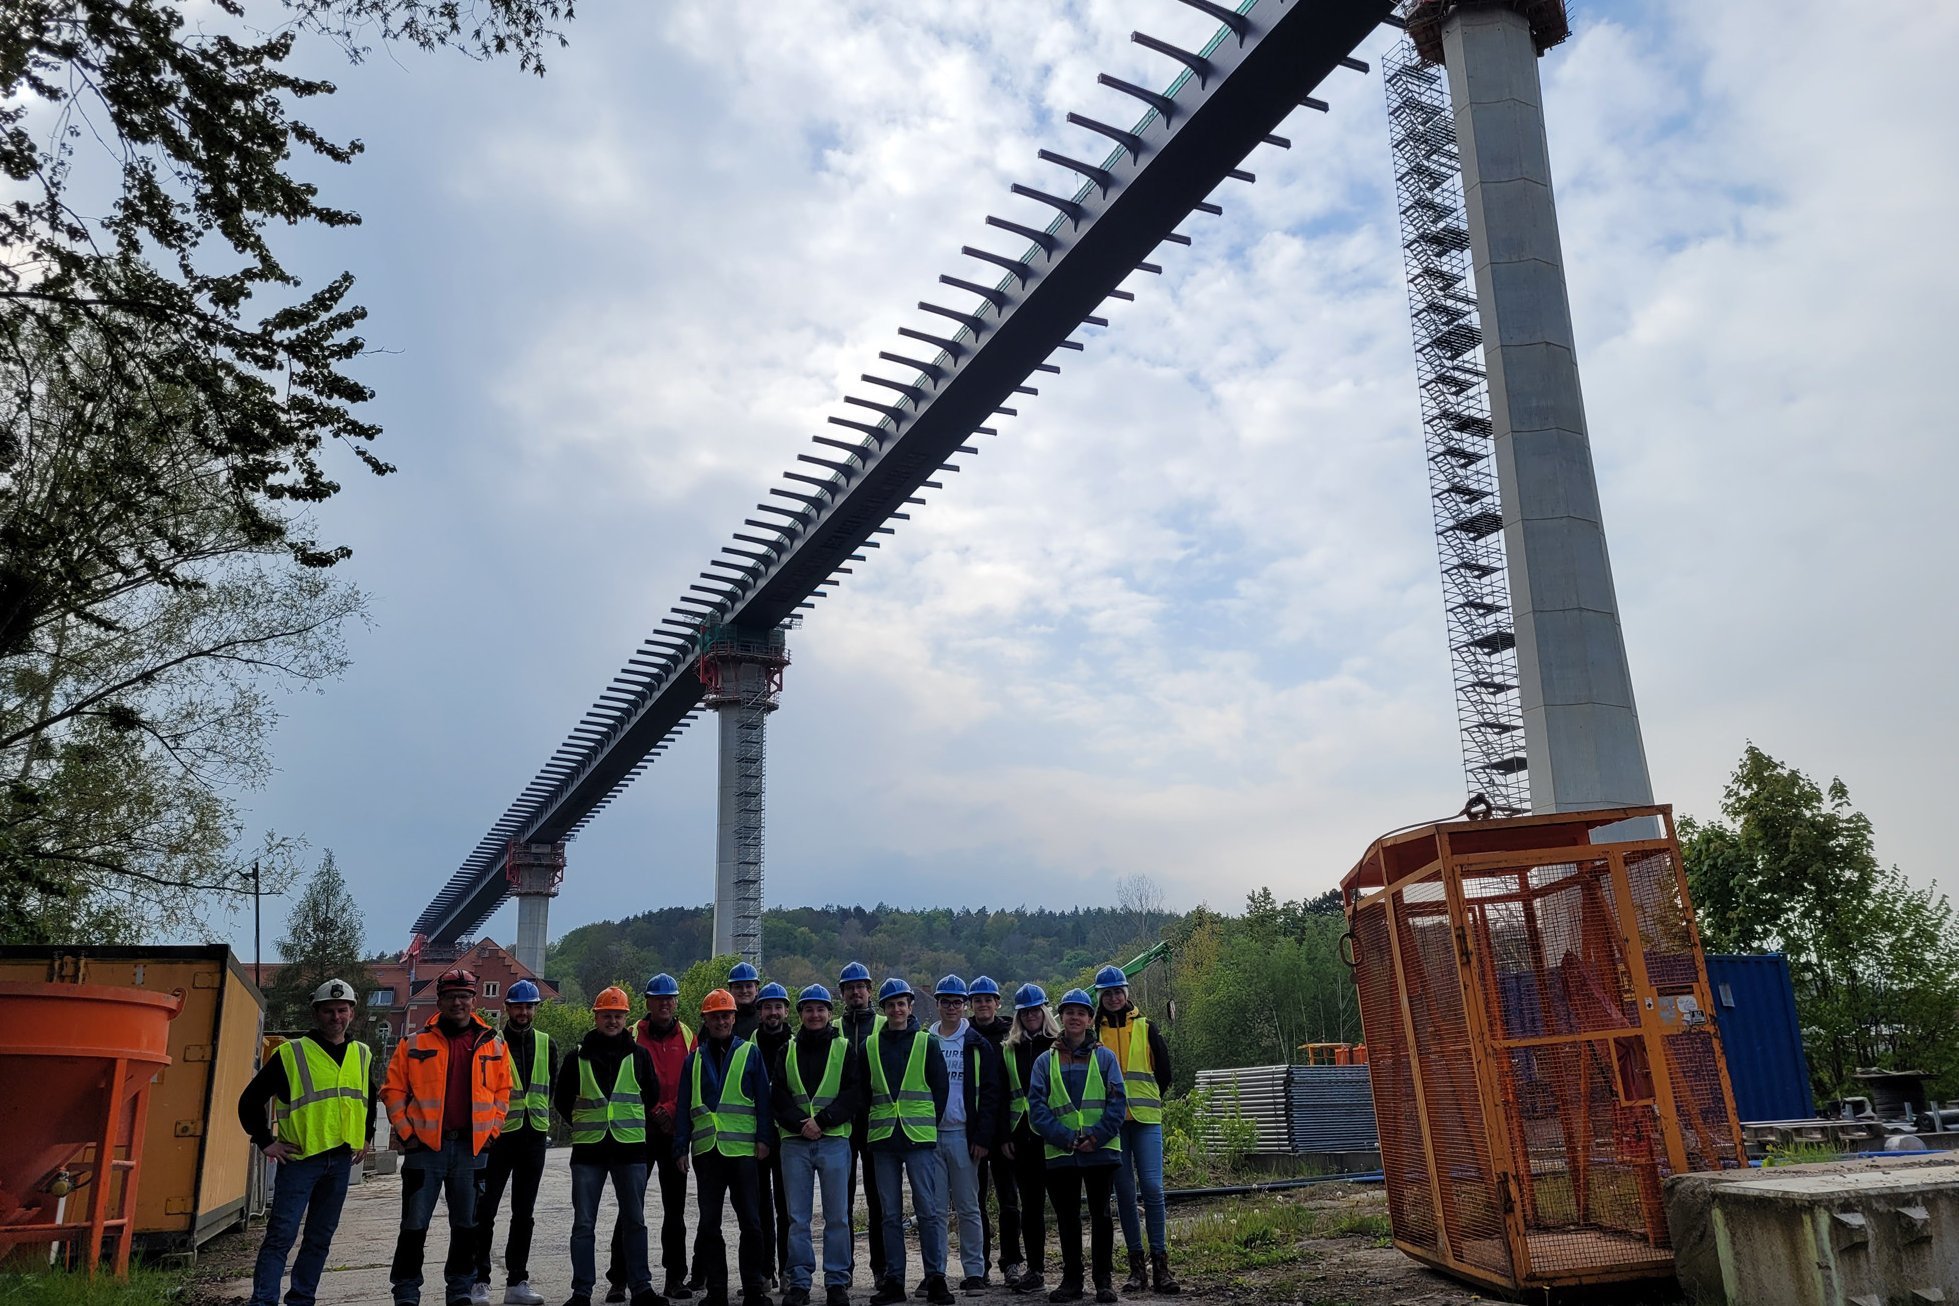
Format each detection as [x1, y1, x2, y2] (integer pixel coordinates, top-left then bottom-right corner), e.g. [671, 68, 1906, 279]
[0, 980, 181, 1271]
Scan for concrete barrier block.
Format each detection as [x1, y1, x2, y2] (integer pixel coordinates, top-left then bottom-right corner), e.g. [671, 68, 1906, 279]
[1666, 1158, 1959, 1306]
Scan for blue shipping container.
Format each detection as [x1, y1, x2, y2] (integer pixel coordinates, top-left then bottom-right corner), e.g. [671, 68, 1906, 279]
[1705, 953, 1814, 1122]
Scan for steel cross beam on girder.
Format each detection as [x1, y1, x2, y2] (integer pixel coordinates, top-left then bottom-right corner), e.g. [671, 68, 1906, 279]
[412, 0, 1396, 944]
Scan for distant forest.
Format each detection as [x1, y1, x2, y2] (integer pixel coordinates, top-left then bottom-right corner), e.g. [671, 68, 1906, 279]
[545, 903, 1177, 1006]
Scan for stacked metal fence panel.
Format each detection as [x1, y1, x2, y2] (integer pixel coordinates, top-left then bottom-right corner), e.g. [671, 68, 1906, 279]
[1292, 1066, 1381, 1152]
[1194, 1064, 1381, 1155]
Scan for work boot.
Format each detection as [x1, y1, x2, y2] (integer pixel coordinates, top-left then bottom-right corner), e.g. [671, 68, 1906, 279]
[1046, 1277, 1082, 1304]
[607, 1286, 629, 1304]
[826, 1290, 850, 1306]
[1120, 1253, 1147, 1296]
[912, 1284, 928, 1301]
[506, 1285, 545, 1305]
[868, 1281, 905, 1306]
[959, 1278, 987, 1293]
[784, 1290, 810, 1306]
[1093, 1291, 1117, 1305]
[925, 1277, 955, 1306]
[665, 1282, 693, 1302]
[1147, 1255, 1177, 1297]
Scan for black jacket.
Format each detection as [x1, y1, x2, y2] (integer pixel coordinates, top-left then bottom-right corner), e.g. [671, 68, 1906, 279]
[237, 1032, 378, 1154]
[554, 1028, 658, 1166]
[733, 1003, 760, 1041]
[769, 1025, 868, 1138]
[933, 1020, 1006, 1148]
[1005, 1031, 1056, 1144]
[865, 1026, 949, 1153]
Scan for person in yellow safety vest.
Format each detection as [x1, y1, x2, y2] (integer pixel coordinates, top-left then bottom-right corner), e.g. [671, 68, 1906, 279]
[835, 961, 891, 1289]
[863, 978, 953, 1306]
[238, 978, 374, 1306]
[552, 986, 661, 1306]
[1091, 966, 1179, 1296]
[1028, 990, 1126, 1306]
[471, 979, 558, 1306]
[611, 973, 697, 1302]
[384, 969, 513, 1306]
[675, 987, 775, 1306]
[767, 985, 868, 1306]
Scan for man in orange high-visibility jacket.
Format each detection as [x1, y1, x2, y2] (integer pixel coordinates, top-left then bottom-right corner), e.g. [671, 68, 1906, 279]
[384, 969, 513, 1306]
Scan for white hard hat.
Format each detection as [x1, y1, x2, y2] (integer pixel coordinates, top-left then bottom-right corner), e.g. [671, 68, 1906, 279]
[312, 978, 357, 1005]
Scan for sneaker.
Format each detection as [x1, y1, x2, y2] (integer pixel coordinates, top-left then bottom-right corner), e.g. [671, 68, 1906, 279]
[607, 1288, 629, 1305]
[925, 1279, 955, 1306]
[959, 1280, 987, 1293]
[665, 1284, 694, 1303]
[1001, 1267, 1024, 1287]
[472, 1286, 493, 1306]
[868, 1284, 904, 1306]
[506, 1286, 545, 1306]
[1010, 1275, 1043, 1297]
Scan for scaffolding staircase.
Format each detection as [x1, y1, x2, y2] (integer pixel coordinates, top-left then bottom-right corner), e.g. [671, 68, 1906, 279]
[1385, 27, 1529, 813]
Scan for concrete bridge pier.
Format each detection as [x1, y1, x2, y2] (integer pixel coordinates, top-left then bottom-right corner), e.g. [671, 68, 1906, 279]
[505, 841, 565, 979]
[698, 625, 790, 966]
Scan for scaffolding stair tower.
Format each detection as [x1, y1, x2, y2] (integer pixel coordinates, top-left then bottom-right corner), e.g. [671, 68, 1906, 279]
[1385, 20, 1529, 813]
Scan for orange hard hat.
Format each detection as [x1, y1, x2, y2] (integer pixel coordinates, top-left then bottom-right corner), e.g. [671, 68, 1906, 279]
[700, 987, 737, 1014]
[593, 986, 631, 1012]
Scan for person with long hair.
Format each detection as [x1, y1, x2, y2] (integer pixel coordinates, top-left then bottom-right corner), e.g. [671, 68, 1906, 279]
[1002, 987, 1058, 1296]
[1027, 990, 1125, 1304]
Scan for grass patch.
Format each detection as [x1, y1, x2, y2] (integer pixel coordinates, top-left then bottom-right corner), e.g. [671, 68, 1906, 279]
[1176, 1195, 1396, 1275]
[0, 1266, 186, 1306]
[1764, 1141, 1841, 1168]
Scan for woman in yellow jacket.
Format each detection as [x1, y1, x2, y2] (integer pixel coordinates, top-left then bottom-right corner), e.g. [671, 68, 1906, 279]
[382, 969, 512, 1306]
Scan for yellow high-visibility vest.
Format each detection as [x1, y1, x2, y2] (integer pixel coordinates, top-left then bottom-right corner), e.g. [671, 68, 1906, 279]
[505, 1030, 551, 1133]
[866, 1029, 936, 1145]
[273, 1038, 372, 1159]
[779, 1037, 850, 1141]
[689, 1041, 758, 1157]
[1042, 1047, 1124, 1162]
[572, 1055, 645, 1145]
[1099, 1015, 1161, 1125]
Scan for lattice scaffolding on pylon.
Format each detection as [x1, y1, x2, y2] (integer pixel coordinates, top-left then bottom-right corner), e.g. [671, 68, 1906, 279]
[697, 622, 793, 965]
[1385, 23, 1529, 814]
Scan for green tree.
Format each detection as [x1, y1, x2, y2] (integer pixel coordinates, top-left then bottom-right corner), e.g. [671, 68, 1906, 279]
[1683, 744, 1959, 1097]
[267, 851, 376, 1030]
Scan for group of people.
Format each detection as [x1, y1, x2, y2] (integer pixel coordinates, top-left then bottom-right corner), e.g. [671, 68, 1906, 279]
[241, 961, 1179, 1306]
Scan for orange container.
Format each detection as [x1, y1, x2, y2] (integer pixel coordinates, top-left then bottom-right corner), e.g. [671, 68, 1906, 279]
[0, 981, 182, 1272]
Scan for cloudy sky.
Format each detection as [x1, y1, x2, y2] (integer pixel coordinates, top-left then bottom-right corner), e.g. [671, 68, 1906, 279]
[213, 0, 1956, 960]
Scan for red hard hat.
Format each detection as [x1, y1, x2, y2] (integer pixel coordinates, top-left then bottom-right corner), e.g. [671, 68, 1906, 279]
[436, 968, 477, 995]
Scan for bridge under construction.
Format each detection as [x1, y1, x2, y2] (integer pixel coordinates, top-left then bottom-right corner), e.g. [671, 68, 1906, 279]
[411, 0, 1652, 976]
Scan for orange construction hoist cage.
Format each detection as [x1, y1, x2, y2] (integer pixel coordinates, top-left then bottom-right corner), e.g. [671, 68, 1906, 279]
[1340, 805, 1747, 1295]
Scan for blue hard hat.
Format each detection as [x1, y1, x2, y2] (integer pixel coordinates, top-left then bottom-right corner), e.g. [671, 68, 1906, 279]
[798, 984, 835, 1008]
[758, 982, 789, 1004]
[644, 972, 680, 998]
[505, 979, 541, 1004]
[729, 961, 760, 983]
[1093, 964, 1128, 991]
[1013, 983, 1047, 1011]
[934, 974, 968, 999]
[877, 977, 913, 1006]
[1058, 988, 1095, 1012]
[968, 976, 1001, 997]
[839, 961, 871, 984]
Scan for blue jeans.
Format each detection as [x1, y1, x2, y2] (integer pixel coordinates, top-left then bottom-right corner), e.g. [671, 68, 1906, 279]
[935, 1126, 985, 1279]
[1112, 1121, 1167, 1256]
[572, 1161, 649, 1297]
[872, 1147, 947, 1285]
[780, 1134, 853, 1289]
[391, 1139, 486, 1305]
[251, 1150, 352, 1306]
